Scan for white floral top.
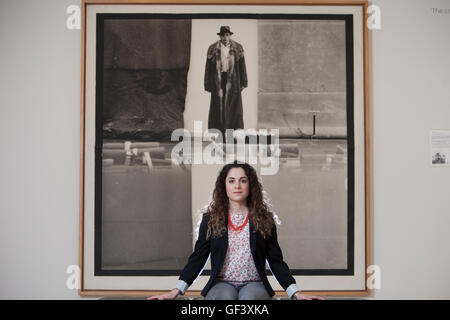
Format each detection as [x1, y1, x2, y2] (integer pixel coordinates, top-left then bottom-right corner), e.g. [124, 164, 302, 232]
[217, 212, 261, 284]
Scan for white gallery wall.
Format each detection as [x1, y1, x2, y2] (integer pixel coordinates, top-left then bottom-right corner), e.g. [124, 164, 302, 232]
[0, 0, 449, 299]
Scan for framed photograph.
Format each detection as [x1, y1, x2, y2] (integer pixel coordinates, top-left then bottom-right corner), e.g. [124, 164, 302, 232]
[79, 0, 371, 296]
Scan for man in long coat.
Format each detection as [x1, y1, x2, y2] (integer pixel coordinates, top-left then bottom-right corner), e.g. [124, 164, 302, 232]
[204, 26, 248, 135]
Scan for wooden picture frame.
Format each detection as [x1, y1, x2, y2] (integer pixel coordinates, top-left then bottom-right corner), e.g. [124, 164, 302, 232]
[79, 0, 371, 297]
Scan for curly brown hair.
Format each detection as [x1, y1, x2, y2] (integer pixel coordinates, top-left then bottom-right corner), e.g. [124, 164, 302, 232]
[205, 161, 275, 239]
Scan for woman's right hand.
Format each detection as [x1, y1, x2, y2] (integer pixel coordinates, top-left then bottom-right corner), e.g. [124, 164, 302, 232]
[147, 289, 181, 300]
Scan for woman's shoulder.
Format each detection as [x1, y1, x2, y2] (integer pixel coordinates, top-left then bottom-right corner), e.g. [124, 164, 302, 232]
[201, 210, 212, 221]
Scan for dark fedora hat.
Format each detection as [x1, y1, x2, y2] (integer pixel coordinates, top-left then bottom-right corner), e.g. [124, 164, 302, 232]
[217, 26, 233, 35]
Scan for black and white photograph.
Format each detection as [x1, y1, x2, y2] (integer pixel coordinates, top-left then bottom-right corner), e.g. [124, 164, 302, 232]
[257, 19, 350, 272]
[432, 152, 446, 164]
[99, 19, 194, 273]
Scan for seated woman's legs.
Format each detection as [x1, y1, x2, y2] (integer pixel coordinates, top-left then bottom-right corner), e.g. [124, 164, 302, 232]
[205, 282, 238, 300]
[238, 282, 271, 300]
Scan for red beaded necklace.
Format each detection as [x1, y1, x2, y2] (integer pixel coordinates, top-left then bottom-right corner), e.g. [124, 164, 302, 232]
[228, 212, 249, 232]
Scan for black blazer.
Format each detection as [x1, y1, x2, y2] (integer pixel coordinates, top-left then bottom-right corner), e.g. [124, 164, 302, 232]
[179, 213, 297, 297]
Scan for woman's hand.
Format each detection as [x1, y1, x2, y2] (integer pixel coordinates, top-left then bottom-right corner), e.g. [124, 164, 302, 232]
[147, 289, 181, 300]
[293, 291, 325, 300]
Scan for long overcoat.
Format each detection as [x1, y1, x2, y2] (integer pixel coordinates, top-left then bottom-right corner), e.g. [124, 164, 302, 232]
[204, 40, 248, 134]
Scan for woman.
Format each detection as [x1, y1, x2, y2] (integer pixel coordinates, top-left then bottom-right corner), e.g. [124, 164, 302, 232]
[149, 162, 324, 300]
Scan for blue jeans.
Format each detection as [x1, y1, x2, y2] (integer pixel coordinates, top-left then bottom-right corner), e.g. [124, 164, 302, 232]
[205, 281, 271, 300]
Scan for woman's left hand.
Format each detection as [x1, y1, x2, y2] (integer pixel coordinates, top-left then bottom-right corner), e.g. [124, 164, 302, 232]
[293, 292, 325, 300]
